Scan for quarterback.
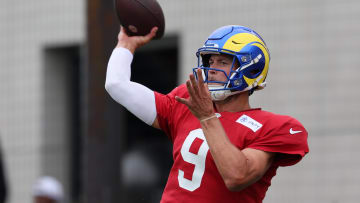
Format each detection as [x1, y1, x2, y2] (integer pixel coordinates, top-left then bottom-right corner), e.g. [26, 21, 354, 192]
[105, 25, 309, 203]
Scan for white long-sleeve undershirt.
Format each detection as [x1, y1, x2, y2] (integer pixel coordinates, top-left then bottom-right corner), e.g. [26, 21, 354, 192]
[105, 47, 157, 125]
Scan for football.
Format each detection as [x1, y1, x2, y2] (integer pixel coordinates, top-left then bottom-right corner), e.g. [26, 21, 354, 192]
[115, 0, 165, 39]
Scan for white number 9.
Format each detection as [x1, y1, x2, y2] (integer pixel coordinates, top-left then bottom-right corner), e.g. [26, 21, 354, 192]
[178, 129, 209, 191]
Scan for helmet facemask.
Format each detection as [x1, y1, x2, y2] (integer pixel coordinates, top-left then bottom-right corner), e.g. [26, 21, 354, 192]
[193, 52, 238, 101]
[193, 25, 270, 101]
[194, 49, 265, 101]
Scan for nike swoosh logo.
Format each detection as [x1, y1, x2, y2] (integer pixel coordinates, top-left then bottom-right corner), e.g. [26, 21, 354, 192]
[232, 40, 243, 45]
[290, 128, 302, 135]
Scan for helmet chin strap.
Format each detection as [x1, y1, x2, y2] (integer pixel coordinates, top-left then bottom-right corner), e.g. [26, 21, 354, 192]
[208, 85, 240, 101]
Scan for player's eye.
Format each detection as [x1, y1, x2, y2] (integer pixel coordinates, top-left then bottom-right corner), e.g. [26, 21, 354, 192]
[221, 61, 228, 65]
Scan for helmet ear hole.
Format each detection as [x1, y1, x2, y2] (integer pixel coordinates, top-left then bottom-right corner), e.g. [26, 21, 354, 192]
[250, 69, 260, 76]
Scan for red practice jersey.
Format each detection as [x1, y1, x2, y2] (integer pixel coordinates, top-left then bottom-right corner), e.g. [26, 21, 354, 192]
[155, 84, 309, 203]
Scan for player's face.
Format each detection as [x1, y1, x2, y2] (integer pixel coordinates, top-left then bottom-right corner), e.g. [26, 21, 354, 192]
[207, 54, 238, 84]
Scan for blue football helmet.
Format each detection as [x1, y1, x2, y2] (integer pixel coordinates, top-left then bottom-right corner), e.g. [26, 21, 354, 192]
[194, 25, 270, 101]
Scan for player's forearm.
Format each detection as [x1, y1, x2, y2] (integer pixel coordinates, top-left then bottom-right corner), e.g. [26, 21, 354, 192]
[200, 117, 253, 191]
[105, 47, 132, 86]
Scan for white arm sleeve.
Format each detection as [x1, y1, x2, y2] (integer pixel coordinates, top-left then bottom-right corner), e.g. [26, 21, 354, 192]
[105, 47, 157, 125]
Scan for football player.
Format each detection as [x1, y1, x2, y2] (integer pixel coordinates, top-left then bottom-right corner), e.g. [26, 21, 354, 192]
[105, 25, 309, 203]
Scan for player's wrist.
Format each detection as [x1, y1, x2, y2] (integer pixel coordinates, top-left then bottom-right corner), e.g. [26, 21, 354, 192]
[116, 42, 136, 54]
[200, 114, 217, 123]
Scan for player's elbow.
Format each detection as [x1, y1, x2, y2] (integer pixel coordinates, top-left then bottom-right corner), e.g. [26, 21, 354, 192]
[224, 176, 247, 191]
[105, 80, 120, 95]
[224, 173, 262, 192]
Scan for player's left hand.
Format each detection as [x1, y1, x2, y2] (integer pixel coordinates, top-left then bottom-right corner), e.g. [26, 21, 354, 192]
[175, 68, 215, 121]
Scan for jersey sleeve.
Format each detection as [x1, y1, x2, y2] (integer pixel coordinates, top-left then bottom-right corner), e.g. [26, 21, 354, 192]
[154, 84, 187, 141]
[247, 117, 309, 167]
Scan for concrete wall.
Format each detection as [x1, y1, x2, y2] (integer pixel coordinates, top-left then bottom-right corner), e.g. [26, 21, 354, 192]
[0, 0, 359, 202]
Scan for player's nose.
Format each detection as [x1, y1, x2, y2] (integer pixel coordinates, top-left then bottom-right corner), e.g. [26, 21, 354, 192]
[209, 63, 225, 75]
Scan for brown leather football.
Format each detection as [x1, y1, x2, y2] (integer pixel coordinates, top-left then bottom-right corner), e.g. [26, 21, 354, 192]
[115, 0, 165, 39]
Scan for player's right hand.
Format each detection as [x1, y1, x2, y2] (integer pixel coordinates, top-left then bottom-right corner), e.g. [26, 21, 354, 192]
[116, 26, 158, 54]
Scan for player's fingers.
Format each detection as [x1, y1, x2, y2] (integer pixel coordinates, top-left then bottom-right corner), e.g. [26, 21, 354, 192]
[149, 27, 158, 37]
[204, 83, 211, 98]
[189, 74, 200, 95]
[185, 79, 196, 99]
[142, 27, 158, 42]
[197, 69, 204, 83]
[175, 96, 189, 106]
[204, 82, 209, 91]
[196, 68, 207, 92]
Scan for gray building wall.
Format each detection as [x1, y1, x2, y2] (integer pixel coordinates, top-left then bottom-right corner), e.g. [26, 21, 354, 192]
[0, 0, 359, 202]
[0, 0, 85, 202]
